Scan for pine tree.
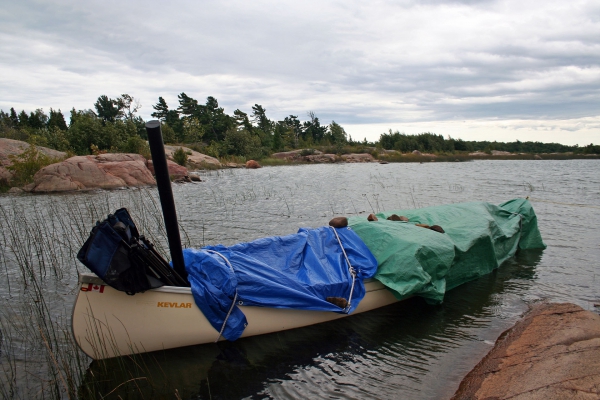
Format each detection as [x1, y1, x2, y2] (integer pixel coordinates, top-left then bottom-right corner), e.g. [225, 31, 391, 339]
[151, 97, 170, 121]
[48, 108, 68, 130]
[94, 95, 122, 123]
[177, 93, 199, 117]
[9, 108, 19, 127]
[18, 110, 29, 128]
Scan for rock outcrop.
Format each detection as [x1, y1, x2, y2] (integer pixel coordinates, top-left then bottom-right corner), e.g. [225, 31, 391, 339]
[271, 150, 305, 161]
[452, 302, 600, 399]
[163, 145, 221, 169]
[305, 154, 337, 163]
[29, 154, 156, 192]
[146, 159, 188, 179]
[341, 153, 375, 163]
[0, 138, 67, 182]
[0, 138, 67, 166]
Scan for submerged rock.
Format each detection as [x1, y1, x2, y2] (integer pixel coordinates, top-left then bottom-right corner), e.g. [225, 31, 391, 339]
[452, 303, 600, 399]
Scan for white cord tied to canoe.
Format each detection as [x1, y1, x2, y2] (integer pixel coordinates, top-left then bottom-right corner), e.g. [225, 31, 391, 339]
[204, 249, 239, 342]
[330, 226, 356, 314]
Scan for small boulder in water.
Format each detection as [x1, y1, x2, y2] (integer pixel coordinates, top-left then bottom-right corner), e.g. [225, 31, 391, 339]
[367, 213, 378, 221]
[329, 217, 348, 228]
[245, 160, 261, 169]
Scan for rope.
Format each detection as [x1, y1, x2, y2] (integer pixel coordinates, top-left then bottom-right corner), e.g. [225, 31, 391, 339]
[330, 226, 356, 314]
[205, 249, 239, 342]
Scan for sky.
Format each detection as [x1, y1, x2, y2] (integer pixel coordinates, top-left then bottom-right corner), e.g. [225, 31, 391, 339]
[1, 0, 599, 145]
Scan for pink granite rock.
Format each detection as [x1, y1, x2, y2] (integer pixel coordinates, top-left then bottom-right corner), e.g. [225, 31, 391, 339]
[163, 145, 221, 169]
[146, 159, 188, 179]
[0, 138, 67, 168]
[245, 160, 261, 169]
[341, 153, 375, 163]
[30, 154, 156, 192]
[452, 303, 600, 399]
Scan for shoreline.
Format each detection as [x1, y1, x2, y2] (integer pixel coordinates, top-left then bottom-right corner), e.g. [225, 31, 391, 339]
[452, 302, 600, 399]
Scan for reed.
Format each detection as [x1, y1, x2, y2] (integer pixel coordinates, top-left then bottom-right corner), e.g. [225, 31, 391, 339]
[0, 188, 184, 399]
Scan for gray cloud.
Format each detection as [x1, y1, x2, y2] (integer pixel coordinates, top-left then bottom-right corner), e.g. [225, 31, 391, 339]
[1, 0, 599, 144]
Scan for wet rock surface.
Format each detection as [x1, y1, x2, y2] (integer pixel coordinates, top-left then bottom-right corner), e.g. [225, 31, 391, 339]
[452, 302, 600, 399]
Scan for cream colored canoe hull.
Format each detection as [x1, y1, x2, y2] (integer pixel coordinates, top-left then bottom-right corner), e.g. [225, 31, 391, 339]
[72, 273, 399, 360]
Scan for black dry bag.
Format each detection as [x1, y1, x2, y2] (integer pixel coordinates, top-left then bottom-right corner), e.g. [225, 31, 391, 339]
[77, 208, 187, 294]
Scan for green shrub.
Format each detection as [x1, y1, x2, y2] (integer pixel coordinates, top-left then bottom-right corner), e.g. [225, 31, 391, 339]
[173, 147, 188, 166]
[123, 136, 151, 159]
[7, 145, 64, 186]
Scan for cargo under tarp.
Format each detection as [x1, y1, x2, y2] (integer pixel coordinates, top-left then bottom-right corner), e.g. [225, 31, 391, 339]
[183, 198, 544, 341]
[348, 198, 546, 304]
[183, 226, 378, 340]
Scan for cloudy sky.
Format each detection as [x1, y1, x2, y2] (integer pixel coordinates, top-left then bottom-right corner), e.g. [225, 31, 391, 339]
[1, 0, 599, 145]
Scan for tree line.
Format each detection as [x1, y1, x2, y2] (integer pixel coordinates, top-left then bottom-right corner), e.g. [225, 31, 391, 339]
[378, 131, 599, 155]
[1, 94, 597, 160]
[0, 93, 350, 160]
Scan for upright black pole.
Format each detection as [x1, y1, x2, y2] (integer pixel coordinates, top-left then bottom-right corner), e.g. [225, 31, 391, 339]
[145, 120, 188, 282]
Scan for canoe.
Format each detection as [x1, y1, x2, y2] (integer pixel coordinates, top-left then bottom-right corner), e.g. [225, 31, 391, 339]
[72, 198, 547, 360]
[72, 272, 399, 360]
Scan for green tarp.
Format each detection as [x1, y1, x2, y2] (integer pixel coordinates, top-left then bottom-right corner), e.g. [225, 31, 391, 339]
[348, 198, 545, 304]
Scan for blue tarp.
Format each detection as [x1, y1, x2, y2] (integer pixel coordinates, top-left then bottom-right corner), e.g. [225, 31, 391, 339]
[183, 226, 378, 340]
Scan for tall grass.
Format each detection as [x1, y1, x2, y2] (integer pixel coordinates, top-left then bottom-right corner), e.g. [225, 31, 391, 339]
[0, 188, 186, 399]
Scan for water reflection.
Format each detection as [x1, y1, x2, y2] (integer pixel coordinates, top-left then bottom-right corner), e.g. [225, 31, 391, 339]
[81, 249, 542, 399]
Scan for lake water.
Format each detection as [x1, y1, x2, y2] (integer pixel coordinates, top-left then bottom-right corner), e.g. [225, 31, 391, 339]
[1, 159, 599, 399]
